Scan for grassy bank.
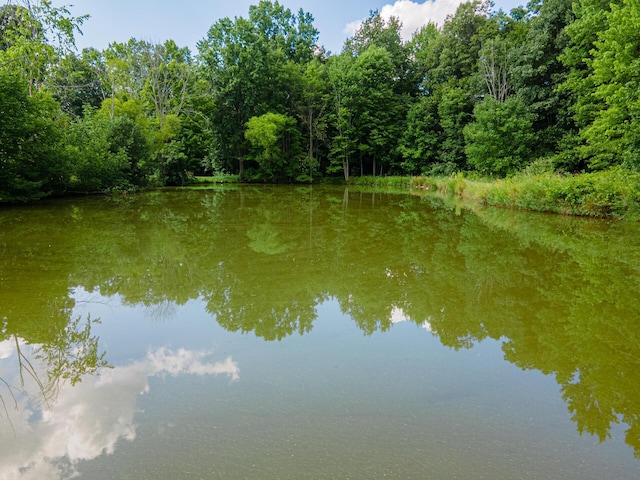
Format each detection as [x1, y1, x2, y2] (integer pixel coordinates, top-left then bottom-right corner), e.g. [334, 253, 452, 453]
[195, 175, 240, 184]
[354, 167, 640, 221]
[350, 176, 413, 188]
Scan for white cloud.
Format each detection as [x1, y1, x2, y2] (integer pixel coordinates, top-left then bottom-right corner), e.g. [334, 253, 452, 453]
[147, 347, 240, 380]
[345, 0, 466, 41]
[0, 343, 239, 480]
[344, 19, 363, 38]
[390, 305, 408, 324]
[0, 338, 23, 360]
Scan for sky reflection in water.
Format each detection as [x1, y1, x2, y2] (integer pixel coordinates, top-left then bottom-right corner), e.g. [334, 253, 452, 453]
[1, 186, 639, 479]
[0, 331, 238, 479]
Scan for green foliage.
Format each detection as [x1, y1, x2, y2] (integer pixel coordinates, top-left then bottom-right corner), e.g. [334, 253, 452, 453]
[2, 0, 640, 206]
[197, 0, 318, 174]
[464, 96, 536, 176]
[0, 1, 87, 93]
[63, 109, 155, 192]
[245, 112, 300, 180]
[47, 49, 105, 118]
[350, 176, 412, 188]
[510, 0, 575, 159]
[582, 0, 640, 171]
[64, 111, 130, 192]
[430, 1, 492, 85]
[326, 53, 357, 181]
[349, 45, 406, 176]
[343, 10, 417, 97]
[557, 0, 623, 171]
[398, 94, 441, 174]
[464, 167, 640, 219]
[195, 174, 240, 184]
[106, 115, 152, 187]
[437, 85, 473, 170]
[0, 72, 66, 201]
[560, 0, 618, 130]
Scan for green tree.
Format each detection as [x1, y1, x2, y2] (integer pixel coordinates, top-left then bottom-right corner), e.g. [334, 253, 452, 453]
[399, 24, 442, 175]
[398, 94, 441, 174]
[580, 0, 640, 171]
[437, 84, 474, 171]
[326, 53, 357, 181]
[558, 0, 622, 170]
[245, 112, 300, 180]
[165, 74, 217, 181]
[297, 58, 329, 181]
[0, 1, 87, 94]
[344, 10, 417, 97]
[47, 48, 106, 118]
[197, 1, 318, 175]
[0, 72, 66, 201]
[349, 45, 406, 176]
[430, 1, 493, 87]
[406, 2, 494, 174]
[464, 95, 536, 176]
[510, 0, 575, 163]
[138, 40, 193, 130]
[64, 111, 130, 192]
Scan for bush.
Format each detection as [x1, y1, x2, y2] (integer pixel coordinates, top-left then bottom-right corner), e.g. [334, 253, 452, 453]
[469, 167, 640, 219]
[464, 97, 536, 177]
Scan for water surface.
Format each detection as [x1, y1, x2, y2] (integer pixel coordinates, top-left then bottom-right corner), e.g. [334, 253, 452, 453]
[1, 186, 639, 479]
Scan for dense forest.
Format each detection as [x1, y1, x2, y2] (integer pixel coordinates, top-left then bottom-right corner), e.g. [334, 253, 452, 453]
[1, 0, 639, 203]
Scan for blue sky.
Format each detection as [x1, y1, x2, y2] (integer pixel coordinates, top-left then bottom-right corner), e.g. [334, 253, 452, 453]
[50, 0, 526, 55]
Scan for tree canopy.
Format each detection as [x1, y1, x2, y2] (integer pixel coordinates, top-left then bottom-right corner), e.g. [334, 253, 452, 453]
[2, 0, 640, 201]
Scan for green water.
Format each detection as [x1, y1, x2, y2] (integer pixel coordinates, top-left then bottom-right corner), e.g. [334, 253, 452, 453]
[1, 185, 639, 479]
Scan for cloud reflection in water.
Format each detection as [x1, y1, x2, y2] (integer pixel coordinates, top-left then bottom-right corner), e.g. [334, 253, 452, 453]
[0, 342, 239, 480]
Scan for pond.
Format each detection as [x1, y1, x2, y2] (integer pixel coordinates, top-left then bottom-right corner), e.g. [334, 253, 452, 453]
[1, 185, 639, 479]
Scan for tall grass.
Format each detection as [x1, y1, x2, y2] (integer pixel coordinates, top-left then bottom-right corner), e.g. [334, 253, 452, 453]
[350, 176, 413, 187]
[407, 167, 640, 220]
[463, 167, 640, 220]
[195, 174, 240, 184]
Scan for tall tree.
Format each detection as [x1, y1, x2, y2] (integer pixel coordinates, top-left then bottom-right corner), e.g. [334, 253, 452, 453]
[139, 40, 193, 130]
[197, 1, 319, 174]
[326, 53, 356, 181]
[344, 10, 417, 97]
[464, 95, 536, 176]
[558, 0, 622, 170]
[399, 24, 441, 175]
[349, 45, 406, 176]
[0, 72, 66, 201]
[406, 1, 494, 174]
[47, 48, 106, 118]
[296, 58, 329, 180]
[510, 0, 575, 162]
[581, 0, 640, 170]
[245, 112, 300, 180]
[398, 94, 441, 174]
[0, 1, 87, 94]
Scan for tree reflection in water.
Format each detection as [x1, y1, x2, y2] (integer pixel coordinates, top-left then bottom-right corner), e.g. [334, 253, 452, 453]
[0, 185, 639, 458]
[1, 315, 108, 437]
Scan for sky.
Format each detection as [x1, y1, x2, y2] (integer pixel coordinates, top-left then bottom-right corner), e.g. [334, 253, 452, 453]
[45, 0, 526, 55]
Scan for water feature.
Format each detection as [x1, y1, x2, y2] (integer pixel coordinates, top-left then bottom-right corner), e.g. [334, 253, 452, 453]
[1, 185, 639, 479]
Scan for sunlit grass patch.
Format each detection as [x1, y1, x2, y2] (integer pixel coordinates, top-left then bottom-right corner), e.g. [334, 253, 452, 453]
[195, 175, 240, 184]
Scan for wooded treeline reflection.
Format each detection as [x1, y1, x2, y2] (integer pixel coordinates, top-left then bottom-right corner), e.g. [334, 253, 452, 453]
[1, 186, 639, 455]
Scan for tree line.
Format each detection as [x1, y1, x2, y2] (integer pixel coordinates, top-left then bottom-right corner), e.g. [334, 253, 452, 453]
[1, 0, 639, 202]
